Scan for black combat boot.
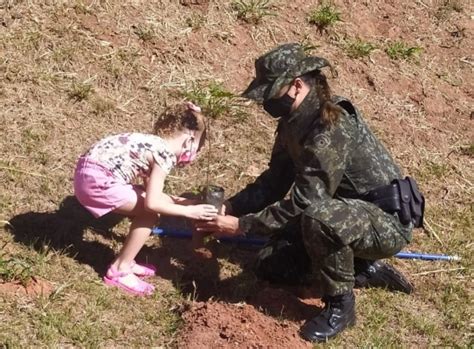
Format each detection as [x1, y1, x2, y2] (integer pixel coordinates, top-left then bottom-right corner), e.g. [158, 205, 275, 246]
[299, 291, 356, 342]
[354, 259, 414, 294]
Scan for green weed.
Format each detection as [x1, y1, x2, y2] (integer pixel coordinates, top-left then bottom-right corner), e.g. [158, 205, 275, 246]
[185, 13, 206, 30]
[24, 30, 43, 51]
[385, 41, 422, 60]
[345, 39, 376, 59]
[73, 1, 93, 15]
[22, 128, 47, 143]
[68, 81, 94, 101]
[52, 46, 76, 66]
[132, 24, 156, 42]
[415, 160, 450, 183]
[299, 35, 321, 54]
[459, 143, 474, 156]
[182, 82, 247, 120]
[232, 0, 275, 24]
[435, 0, 463, 20]
[0, 250, 33, 286]
[90, 96, 115, 115]
[426, 161, 450, 179]
[307, 4, 341, 31]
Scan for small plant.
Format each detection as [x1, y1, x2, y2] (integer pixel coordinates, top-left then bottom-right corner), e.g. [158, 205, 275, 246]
[232, 0, 275, 24]
[460, 143, 474, 157]
[345, 39, 376, 59]
[182, 81, 247, 119]
[299, 35, 320, 53]
[307, 4, 341, 31]
[385, 41, 422, 60]
[91, 96, 115, 115]
[132, 24, 155, 42]
[426, 161, 450, 180]
[0, 252, 33, 286]
[435, 0, 463, 20]
[73, 1, 93, 15]
[185, 13, 206, 30]
[68, 81, 94, 101]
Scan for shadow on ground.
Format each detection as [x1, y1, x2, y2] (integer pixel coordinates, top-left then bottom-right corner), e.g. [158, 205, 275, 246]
[7, 197, 322, 321]
[7, 195, 124, 275]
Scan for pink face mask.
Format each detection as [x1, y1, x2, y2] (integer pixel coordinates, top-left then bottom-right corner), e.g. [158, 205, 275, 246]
[177, 137, 197, 167]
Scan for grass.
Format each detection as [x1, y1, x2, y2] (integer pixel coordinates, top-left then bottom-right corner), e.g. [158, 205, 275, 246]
[0, 0, 472, 347]
[0, 247, 34, 286]
[231, 0, 275, 24]
[185, 13, 207, 30]
[132, 24, 156, 42]
[307, 3, 341, 31]
[435, 0, 463, 20]
[68, 81, 94, 101]
[90, 96, 115, 115]
[385, 41, 422, 60]
[344, 38, 376, 59]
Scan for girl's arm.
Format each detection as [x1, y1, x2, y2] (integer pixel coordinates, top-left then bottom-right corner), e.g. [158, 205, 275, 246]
[169, 195, 200, 206]
[145, 162, 217, 220]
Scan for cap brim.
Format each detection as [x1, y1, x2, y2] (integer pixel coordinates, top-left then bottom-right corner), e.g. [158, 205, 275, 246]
[241, 78, 271, 103]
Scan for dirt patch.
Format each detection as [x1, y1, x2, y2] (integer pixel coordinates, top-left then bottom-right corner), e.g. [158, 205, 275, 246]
[0, 277, 53, 297]
[178, 299, 313, 349]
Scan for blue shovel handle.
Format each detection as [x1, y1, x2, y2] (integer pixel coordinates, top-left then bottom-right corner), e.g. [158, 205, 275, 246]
[152, 227, 460, 261]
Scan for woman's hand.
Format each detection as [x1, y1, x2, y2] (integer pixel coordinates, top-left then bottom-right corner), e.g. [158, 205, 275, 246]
[221, 201, 233, 215]
[194, 215, 242, 237]
[185, 204, 218, 220]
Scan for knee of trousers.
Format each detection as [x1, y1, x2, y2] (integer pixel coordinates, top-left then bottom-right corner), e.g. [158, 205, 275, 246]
[301, 200, 350, 249]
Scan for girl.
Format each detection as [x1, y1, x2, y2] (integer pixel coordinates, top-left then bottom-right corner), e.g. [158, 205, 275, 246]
[74, 102, 217, 296]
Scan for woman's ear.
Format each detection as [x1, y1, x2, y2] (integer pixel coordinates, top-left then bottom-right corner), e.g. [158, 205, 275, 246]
[293, 78, 304, 94]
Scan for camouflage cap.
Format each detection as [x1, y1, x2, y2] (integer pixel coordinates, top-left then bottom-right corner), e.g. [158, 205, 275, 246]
[242, 43, 332, 102]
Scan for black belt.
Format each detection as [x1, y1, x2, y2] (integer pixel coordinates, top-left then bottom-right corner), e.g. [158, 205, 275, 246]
[362, 177, 425, 227]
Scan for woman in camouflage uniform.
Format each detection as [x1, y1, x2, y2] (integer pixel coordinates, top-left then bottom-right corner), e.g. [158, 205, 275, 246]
[196, 43, 422, 342]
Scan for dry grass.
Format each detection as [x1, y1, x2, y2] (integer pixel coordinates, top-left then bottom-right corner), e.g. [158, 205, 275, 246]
[1, 0, 473, 347]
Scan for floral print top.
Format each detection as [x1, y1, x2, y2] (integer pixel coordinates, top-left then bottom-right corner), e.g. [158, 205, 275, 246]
[83, 133, 176, 183]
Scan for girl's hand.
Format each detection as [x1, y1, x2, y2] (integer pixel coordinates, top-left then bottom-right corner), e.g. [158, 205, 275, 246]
[185, 204, 218, 220]
[170, 195, 199, 206]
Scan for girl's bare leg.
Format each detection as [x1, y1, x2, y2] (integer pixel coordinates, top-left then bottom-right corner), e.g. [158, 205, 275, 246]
[111, 188, 158, 272]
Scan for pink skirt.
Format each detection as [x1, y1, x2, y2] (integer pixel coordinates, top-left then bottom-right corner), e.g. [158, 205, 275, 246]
[74, 157, 138, 218]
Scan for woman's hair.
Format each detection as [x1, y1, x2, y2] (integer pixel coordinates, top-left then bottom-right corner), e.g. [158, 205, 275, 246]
[300, 71, 343, 128]
[154, 103, 207, 149]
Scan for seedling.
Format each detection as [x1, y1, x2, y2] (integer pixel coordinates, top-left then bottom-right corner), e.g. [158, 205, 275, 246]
[232, 0, 275, 24]
[308, 4, 341, 31]
[345, 39, 376, 59]
[385, 41, 422, 60]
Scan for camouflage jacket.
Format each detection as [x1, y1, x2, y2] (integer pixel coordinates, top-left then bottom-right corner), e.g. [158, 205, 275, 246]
[228, 88, 403, 234]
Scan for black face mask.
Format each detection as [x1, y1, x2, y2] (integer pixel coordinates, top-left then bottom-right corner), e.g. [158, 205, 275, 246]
[263, 93, 296, 119]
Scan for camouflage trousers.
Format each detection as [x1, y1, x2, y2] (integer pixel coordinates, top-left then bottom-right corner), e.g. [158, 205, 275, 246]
[256, 198, 413, 296]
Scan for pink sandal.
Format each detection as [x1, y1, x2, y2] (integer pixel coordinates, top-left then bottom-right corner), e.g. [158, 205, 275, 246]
[103, 265, 155, 296]
[130, 260, 156, 277]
